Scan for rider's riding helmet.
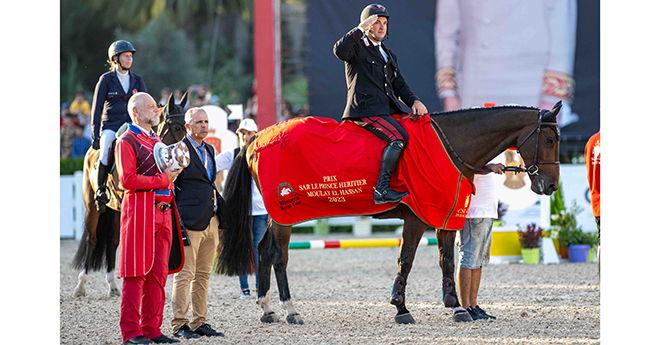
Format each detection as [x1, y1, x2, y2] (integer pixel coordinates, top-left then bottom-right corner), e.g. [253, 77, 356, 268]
[360, 4, 389, 39]
[107, 40, 136, 70]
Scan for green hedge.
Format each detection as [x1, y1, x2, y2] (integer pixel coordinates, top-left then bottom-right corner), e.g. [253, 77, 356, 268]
[61, 157, 85, 175]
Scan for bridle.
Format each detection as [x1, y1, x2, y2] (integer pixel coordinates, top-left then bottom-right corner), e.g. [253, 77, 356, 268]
[157, 113, 185, 145]
[430, 110, 560, 175]
[514, 110, 560, 175]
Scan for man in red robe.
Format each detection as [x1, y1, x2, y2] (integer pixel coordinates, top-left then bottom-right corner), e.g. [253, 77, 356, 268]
[115, 92, 184, 344]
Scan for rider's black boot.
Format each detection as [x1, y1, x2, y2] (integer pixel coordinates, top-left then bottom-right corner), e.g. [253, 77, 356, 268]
[95, 162, 110, 213]
[373, 140, 409, 204]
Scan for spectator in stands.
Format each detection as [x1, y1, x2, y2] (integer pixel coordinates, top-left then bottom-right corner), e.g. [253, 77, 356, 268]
[70, 91, 92, 140]
[61, 114, 76, 159]
[71, 125, 92, 159]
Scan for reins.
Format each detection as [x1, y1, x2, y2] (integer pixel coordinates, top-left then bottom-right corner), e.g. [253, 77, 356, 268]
[427, 110, 559, 175]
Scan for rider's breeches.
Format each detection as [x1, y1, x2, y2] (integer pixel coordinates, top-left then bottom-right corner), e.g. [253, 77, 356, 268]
[100, 129, 117, 165]
[351, 115, 408, 145]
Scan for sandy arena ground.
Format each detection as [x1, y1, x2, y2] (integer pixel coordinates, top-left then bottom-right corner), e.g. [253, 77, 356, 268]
[60, 232, 599, 344]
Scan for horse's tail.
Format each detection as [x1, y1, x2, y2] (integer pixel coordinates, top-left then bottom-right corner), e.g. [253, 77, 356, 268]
[71, 210, 118, 271]
[216, 143, 256, 276]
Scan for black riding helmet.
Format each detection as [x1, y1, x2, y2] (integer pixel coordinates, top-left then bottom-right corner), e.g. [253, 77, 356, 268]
[108, 40, 136, 69]
[360, 4, 389, 40]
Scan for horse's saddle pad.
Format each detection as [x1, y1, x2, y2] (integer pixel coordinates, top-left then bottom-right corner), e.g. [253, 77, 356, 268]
[253, 115, 474, 229]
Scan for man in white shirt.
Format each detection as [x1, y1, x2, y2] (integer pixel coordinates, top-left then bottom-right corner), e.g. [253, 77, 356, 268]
[456, 155, 505, 322]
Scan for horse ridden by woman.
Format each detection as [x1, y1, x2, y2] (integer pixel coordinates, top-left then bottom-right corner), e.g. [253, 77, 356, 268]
[71, 92, 189, 297]
[217, 101, 562, 325]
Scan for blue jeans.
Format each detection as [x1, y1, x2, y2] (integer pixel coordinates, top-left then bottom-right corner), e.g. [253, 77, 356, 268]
[239, 214, 268, 291]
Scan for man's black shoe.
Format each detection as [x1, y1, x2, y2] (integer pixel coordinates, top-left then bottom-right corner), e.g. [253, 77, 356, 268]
[467, 306, 488, 320]
[173, 324, 201, 339]
[151, 334, 180, 344]
[193, 323, 224, 337]
[123, 336, 153, 344]
[475, 305, 497, 319]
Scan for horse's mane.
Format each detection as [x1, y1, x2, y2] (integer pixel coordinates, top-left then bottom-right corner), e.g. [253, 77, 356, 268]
[429, 104, 539, 117]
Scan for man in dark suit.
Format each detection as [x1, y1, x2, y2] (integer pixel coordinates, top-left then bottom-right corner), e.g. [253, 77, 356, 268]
[170, 108, 225, 339]
[334, 3, 428, 204]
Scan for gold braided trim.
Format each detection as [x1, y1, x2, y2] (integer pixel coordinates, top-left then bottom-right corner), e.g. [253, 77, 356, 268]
[435, 67, 457, 91]
[542, 70, 575, 103]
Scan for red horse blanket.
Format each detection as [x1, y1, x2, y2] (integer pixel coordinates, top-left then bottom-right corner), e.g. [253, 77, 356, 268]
[252, 115, 474, 230]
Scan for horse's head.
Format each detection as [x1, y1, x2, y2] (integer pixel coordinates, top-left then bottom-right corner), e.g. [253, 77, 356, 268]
[516, 101, 561, 195]
[155, 91, 189, 145]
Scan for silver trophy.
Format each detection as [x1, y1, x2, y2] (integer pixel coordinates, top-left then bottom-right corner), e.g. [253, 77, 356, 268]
[154, 141, 190, 172]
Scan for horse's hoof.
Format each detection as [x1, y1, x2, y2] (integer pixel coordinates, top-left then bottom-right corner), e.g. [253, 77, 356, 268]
[453, 309, 473, 323]
[73, 284, 85, 297]
[73, 279, 86, 298]
[443, 294, 457, 308]
[108, 287, 121, 297]
[394, 313, 416, 324]
[260, 311, 279, 323]
[286, 312, 304, 325]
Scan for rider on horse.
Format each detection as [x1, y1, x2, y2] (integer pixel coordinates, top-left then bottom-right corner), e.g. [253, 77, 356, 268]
[334, 3, 428, 204]
[91, 40, 147, 213]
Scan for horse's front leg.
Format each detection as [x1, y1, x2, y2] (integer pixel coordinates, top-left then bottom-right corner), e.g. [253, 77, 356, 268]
[436, 229, 470, 322]
[271, 224, 303, 325]
[390, 211, 427, 324]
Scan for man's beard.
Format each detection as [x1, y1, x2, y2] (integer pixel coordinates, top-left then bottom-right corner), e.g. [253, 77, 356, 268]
[141, 112, 160, 127]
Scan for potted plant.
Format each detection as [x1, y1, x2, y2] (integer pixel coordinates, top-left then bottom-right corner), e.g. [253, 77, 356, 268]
[584, 231, 599, 262]
[518, 223, 544, 264]
[557, 222, 595, 263]
[552, 199, 584, 259]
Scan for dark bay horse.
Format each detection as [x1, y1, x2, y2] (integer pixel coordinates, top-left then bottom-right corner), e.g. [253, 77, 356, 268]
[71, 92, 188, 297]
[218, 101, 562, 324]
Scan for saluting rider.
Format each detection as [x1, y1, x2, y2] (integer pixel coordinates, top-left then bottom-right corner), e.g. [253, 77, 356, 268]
[334, 3, 428, 204]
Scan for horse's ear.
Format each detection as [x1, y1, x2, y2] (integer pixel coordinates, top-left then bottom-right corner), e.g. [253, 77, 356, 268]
[180, 91, 188, 108]
[550, 100, 562, 114]
[166, 92, 176, 113]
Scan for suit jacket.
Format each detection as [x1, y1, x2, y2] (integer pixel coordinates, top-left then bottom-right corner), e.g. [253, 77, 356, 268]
[334, 27, 420, 119]
[174, 136, 222, 231]
[91, 70, 147, 141]
[115, 123, 184, 278]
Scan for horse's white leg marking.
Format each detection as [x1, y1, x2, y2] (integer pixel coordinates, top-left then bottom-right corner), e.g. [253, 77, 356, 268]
[281, 299, 298, 316]
[258, 291, 274, 314]
[73, 270, 87, 297]
[107, 270, 121, 297]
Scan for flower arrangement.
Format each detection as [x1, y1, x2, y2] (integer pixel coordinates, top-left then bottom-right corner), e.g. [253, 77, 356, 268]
[518, 223, 544, 249]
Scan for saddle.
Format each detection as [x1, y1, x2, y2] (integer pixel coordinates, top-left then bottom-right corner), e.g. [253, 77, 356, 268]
[89, 125, 129, 212]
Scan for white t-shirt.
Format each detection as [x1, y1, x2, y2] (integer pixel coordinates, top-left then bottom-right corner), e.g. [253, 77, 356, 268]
[466, 152, 506, 219]
[215, 149, 267, 216]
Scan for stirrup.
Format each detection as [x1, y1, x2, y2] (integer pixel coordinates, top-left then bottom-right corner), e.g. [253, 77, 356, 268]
[373, 187, 409, 204]
[95, 187, 109, 213]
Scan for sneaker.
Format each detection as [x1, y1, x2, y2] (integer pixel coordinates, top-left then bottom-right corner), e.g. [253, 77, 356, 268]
[467, 306, 488, 320]
[193, 323, 224, 337]
[173, 324, 201, 339]
[239, 289, 252, 299]
[475, 305, 497, 320]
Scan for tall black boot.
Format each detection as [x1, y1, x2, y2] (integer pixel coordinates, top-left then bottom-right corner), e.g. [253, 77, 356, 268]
[373, 140, 409, 204]
[95, 163, 110, 213]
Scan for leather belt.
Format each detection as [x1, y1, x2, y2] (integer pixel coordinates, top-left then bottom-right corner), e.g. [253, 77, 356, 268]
[155, 201, 171, 211]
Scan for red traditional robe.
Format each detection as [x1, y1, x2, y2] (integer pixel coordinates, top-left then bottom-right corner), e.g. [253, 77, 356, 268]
[115, 123, 184, 278]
